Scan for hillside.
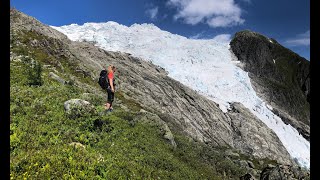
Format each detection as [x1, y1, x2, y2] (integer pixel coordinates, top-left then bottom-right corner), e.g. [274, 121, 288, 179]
[10, 8, 309, 179]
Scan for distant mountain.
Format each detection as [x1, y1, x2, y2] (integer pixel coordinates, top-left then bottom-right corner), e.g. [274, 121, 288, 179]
[230, 30, 310, 143]
[10, 8, 310, 179]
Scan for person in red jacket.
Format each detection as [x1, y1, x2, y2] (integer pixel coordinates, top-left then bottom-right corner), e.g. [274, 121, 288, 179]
[105, 65, 116, 113]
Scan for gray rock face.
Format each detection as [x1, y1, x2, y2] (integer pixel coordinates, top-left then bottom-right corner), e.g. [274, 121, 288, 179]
[64, 99, 95, 118]
[48, 72, 67, 84]
[240, 173, 255, 180]
[225, 149, 240, 158]
[260, 165, 309, 180]
[230, 30, 310, 141]
[226, 102, 292, 165]
[11, 9, 298, 166]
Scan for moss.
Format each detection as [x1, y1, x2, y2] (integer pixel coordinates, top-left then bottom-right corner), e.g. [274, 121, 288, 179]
[116, 90, 143, 112]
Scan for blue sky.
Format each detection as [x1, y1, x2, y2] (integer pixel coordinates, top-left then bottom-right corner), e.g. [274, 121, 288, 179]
[11, 0, 310, 60]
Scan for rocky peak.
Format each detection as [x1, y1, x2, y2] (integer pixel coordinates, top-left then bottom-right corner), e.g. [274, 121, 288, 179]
[10, 8, 69, 41]
[230, 30, 310, 141]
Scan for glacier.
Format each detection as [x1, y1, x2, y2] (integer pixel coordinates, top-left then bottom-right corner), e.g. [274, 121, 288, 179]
[52, 22, 310, 169]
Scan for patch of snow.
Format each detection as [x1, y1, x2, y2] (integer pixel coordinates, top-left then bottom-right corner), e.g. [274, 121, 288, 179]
[266, 104, 273, 110]
[231, 60, 241, 64]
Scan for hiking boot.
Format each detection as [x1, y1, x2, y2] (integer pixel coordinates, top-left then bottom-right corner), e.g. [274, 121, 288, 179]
[104, 109, 113, 114]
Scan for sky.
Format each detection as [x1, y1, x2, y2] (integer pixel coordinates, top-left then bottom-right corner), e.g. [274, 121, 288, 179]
[10, 0, 310, 60]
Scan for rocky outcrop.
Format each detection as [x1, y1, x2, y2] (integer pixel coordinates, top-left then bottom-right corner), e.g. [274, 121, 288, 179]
[240, 173, 255, 180]
[64, 99, 95, 119]
[48, 72, 67, 84]
[10, 9, 299, 166]
[230, 30, 310, 141]
[260, 164, 309, 180]
[10, 8, 69, 41]
[226, 102, 292, 165]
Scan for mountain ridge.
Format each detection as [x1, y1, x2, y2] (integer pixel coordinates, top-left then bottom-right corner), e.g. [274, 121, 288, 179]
[230, 30, 310, 142]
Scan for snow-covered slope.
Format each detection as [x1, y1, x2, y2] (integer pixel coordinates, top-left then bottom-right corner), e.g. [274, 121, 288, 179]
[52, 22, 310, 169]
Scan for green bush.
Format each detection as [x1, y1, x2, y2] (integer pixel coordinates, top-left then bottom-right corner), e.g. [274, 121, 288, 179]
[28, 59, 43, 86]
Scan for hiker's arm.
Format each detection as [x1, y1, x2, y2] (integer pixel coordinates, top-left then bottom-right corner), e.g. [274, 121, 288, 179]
[109, 78, 114, 92]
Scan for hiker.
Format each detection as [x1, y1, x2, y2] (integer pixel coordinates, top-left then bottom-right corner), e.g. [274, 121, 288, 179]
[105, 65, 116, 112]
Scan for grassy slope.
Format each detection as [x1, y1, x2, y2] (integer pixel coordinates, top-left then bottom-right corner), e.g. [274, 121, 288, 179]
[10, 29, 269, 179]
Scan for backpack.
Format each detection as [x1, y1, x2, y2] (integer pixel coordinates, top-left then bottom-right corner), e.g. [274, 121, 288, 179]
[98, 70, 109, 90]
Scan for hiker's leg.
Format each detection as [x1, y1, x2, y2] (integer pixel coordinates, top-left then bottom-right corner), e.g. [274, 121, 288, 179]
[105, 102, 111, 110]
[106, 89, 112, 110]
[109, 92, 114, 110]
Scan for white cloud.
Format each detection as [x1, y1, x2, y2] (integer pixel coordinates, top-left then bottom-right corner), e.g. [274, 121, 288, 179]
[146, 7, 159, 20]
[212, 34, 232, 44]
[207, 15, 244, 27]
[189, 31, 205, 39]
[285, 30, 310, 46]
[167, 0, 245, 27]
[189, 32, 232, 43]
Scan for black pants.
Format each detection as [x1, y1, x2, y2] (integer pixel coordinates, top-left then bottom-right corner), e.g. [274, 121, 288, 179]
[107, 88, 114, 104]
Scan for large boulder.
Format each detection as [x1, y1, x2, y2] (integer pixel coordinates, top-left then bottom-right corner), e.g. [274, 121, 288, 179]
[49, 72, 67, 84]
[260, 164, 309, 180]
[64, 99, 95, 119]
